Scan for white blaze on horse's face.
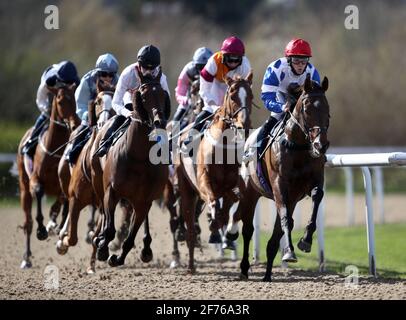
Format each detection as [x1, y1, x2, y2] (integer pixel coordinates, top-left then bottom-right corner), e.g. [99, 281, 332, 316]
[237, 86, 247, 124]
[98, 94, 113, 128]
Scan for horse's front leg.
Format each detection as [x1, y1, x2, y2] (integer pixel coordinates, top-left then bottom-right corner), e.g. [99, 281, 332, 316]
[298, 186, 324, 253]
[96, 185, 119, 261]
[33, 184, 48, 240]
[274, 189, 297, 263]
[140, 213, 153, 263]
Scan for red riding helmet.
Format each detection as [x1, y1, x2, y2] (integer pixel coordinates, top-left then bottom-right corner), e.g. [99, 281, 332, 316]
[285, 38, 312, 57]
[221, 36, 245, 56]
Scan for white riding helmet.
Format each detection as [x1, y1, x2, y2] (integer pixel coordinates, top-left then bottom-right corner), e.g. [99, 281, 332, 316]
[95, 53, 119, 73]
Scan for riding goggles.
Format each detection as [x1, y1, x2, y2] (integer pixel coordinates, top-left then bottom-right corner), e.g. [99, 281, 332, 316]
[224, 54, 242, 64]
[291, 57, 310, 65]
[140, 65, 160, 78]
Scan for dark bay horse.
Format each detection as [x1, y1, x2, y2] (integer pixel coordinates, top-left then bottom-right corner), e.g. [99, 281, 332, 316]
[177, 73, 253, 273]
[91, 71, 169, 267]
[227, 74, 330, 281]
[17, 84, 79, 268]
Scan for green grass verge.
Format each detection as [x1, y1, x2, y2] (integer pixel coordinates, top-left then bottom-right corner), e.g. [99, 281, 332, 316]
[237, 223, 406, 279]
[0, 121, 31, 153]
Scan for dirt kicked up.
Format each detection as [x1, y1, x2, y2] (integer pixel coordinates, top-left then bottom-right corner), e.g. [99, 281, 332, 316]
[0, 205, 405, 300]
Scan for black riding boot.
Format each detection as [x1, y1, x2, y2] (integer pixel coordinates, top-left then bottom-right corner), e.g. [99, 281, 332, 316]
[67, 124, 91, 165]
[22, 113, 49, 157]
[172, 107, 186, 123]
[256, 116, 279, 157]
[95, 115, 126, 157]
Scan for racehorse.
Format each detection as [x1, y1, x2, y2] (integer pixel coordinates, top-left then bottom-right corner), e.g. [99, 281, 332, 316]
[226, 74, 330, 281]
[91, 70, 170, 267]
[55, 80, 121, 273]
[162, 78, 205, 268]
[177, 72, 253, 273]
[17, 84, 79, 268]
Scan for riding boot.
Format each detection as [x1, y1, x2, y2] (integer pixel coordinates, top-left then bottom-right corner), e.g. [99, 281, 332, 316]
[172, 107, 187, 123]
[67, 124, 91, 165]
[22, 113, 49, 157]
[95, 115, 126, 157]
[243, 115, 278, 162]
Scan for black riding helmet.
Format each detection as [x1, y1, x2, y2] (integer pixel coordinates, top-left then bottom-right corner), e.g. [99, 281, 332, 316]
[137, 45, 161, 69]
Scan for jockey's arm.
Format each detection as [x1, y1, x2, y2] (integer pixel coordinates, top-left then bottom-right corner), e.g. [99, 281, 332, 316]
[75, 78, 91, 124]
[199, 67, 218, 110]
[36, 82, 51, 114]
[160, 74, 171, 120]
[261, 65, 285, 113]
[175, 65, 191, 110]
[112, 67, 133, 118]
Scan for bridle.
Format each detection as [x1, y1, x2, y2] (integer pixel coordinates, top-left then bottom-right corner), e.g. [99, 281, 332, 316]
[288, 91, 329, 143]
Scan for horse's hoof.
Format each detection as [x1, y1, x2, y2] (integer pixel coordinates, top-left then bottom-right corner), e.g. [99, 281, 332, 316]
[225, 231, 239, 242]
[20, 260, 32, 269]
[262, 274, 272, 282]
[36, 227, 48, 241]
[86, 266, 96, 274]
[108, 254, 123, 267]
[186, 267, 196, 275]
[297, 238, 312, 253]
[175, 228, 186, 242]
[96, 247, 109, 261]
[56, 240, 68, 255]
[239, 273, 248, 281]
[140, 248, 153, 263]
[208, 230, 222, 244]
[222, 239, 236, 251]
[282, 250, 298, 263]
[46, 220, 58, 236]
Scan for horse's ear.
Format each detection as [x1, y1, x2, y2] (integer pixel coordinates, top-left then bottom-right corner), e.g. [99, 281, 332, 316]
[304, 73, 313, 92]
[245, 70, 253, 86]
[225, 76, 233, 87]
[321, 76, 329, 92]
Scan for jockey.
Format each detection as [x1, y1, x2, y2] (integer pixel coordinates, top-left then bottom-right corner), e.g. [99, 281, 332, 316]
[181, 36, 251, 152]
[95, 45, 171, 157]
[22, 61, 80, 158]
[244, 38, 320, 161]
[66, 53, 119, 165]
[172, 47, 213, 128]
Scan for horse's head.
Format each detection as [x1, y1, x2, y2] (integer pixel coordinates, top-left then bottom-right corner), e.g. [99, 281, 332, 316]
[92, 79, 116, 128]
[292, 74, 330, 158]
[48, 83, 79, 131]
[223, 71, 253, 130]
[134, 68, 168, 130]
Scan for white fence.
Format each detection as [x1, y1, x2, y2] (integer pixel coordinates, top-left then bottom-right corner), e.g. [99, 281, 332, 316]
[253, 151, 406, 277]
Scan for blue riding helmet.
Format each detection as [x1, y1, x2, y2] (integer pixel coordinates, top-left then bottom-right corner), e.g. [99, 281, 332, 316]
[56, 61, 80, 85]
[95, 53, 119, 73]
[193, 47, 213, 66]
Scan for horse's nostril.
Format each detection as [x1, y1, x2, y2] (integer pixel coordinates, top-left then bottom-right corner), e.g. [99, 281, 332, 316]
[313, 142, 322, 150]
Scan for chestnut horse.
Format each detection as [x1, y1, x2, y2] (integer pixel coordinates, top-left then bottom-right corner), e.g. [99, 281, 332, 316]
[17, 84, 79, 268]
[227, 74, 330, 282]
[177, 72, 253, 273]
[91, 71, 169, 267]
[56, 80, 118, 273]
[163, 78, 204, 268]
